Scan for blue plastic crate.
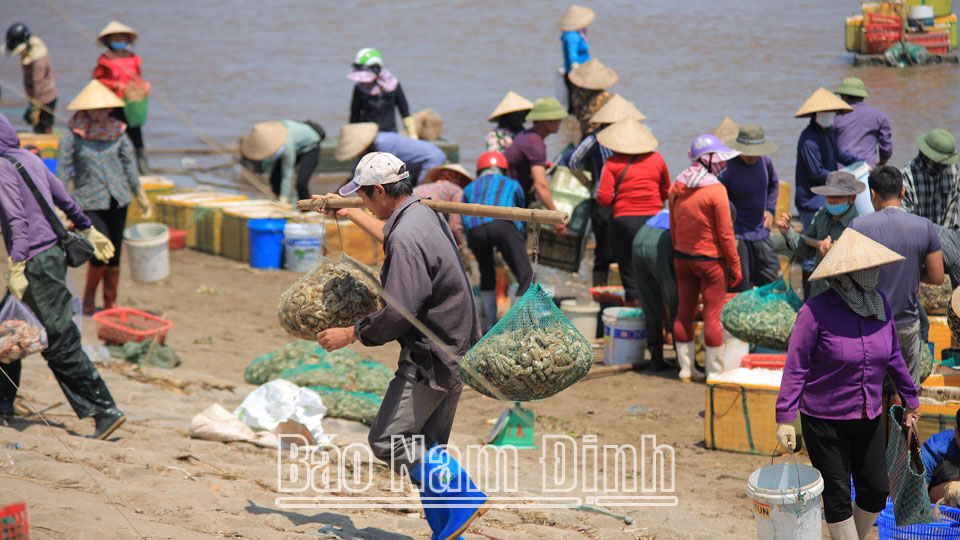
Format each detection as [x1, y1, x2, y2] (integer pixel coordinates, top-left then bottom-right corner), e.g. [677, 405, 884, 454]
[878, 501, 960, 539]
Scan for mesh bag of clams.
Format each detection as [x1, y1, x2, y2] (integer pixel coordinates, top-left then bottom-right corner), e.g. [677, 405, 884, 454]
[0, 295, 47, 364]
[721, 276, 802, 351]
[277, 254, 384, 340]
[918, 275, 952, 315]
[459, 283, 594, 401]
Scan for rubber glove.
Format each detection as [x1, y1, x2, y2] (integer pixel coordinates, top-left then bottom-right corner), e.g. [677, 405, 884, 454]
[135, 188, 153, 220]
[402, 116, 419, 140]
[80, 227, 116, 263]
[776, 423, 796, 452]
[7, 258, 27, 300]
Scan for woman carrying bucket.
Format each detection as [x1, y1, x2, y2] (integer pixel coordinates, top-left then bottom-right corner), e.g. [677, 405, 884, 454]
[775, 228, 920, 540]
[56, 80, 151, 314]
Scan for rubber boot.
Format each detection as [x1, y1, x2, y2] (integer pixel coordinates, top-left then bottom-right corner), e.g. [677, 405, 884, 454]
[826, 517, 858, 540]
[135, 147, 150, 174]
[676, 341, 700, 382]
[415, 444, 488, 540]
[83, 265, 107, 315]
[646, 321, 670, 371]
[592, 270, 608, 287]
[480, 291, 498, 333]
[852, 502, 880, 540]
[103, 266, 120, 310]
[705, 345, 726, 379]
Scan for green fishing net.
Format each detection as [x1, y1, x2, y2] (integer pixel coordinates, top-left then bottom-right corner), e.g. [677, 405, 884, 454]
[244, 341, 326, 384]
[721, 277, 802, 351]
[308, 387, 383, 425]
[459, 283, 594, 401]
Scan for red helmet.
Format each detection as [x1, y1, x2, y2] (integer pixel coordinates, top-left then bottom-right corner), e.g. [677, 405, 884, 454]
[476, 151, 508, 173]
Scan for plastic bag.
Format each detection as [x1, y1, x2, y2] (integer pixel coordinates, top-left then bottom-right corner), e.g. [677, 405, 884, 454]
[277, 254, 384, 340]
[459, 283, 594, 401]
[233, 379, 328, 443]
[244, 340, 326, 384]
[0, 295, 48, 363]
[887, 404, 938, 526]
[721, 277, 802, 351]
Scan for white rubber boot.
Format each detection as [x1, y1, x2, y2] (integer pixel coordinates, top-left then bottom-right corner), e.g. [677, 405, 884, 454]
[827, 517, 858, 540]
[676, 342, 696, 382]
[480, 291, 498, 333]
[852, 502, 880, 540]
[705, 345, 725, 379]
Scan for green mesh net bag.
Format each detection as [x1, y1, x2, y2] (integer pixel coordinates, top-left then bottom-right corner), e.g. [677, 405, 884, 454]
[244, 341, 326, 384]
[721, 276, 803, 351]
[280, 364, 354, 389]
[309, 387, 383, 425]
[459, 283, 594, 401]
[279, 354, 393, 395]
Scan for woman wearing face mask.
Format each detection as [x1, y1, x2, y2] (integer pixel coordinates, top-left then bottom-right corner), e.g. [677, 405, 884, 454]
[793, 88, 858, 297]
[348, 48, 416, 138]
[668, 134, 742, 382]
[93, 21, 150, 174]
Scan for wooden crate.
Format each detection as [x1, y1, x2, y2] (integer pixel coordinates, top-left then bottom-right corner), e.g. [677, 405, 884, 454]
[704, 382, 801, 455]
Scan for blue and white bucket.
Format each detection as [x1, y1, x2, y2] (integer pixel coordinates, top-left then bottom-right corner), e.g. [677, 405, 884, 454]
[601, 307, 646, 365]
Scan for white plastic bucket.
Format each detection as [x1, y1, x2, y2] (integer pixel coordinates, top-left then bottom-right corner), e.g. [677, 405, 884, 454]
[123, 222, 170, 282]
[601, 307, 646, 365]
[723, 328, 751, 373]
[560, 299, 600, 339]
[746, 463, 824, 540]
[283, 222, 324, 272]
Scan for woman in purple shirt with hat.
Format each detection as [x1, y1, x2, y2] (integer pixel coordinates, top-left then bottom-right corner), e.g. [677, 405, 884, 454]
[775, 227, 920, 540]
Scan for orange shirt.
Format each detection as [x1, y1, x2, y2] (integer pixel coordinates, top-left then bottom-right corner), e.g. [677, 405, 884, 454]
[94, 53, 145, 99]
[668, 182, 739, 268]
[596, 152, 670, 217]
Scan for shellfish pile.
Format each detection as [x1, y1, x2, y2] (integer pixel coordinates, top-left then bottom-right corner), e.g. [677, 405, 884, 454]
[0, 319, 46, 364]
[277, 255, 384, 340]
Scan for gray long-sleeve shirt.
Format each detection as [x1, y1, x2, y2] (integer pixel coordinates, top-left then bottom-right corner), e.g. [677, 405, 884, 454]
[354, 197, 480, 392]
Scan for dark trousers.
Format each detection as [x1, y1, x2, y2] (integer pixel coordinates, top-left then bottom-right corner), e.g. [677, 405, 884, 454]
[86, 198, 127, 267]
[467, 220, 533, 297]
[109, 108, 143, 149]
[368, 362, 461, 470]
[631, 226, 677, 327]
[0, 245, 117, 418]
[801, 413, 889, 523]
[269, 147, 320, 201]
[35, 98, 56, 133]
[730, 236, 781, 292]
[590, 202, 616, 273]
[613, 215, 653, 303]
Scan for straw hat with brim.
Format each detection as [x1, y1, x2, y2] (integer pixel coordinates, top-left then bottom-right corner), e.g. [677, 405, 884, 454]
[811, 171, 865, 196]
[712, 117, 740, 143]
[590, 94, 646, 124]
[568, 58, 618, 90]
[334, 122, 380, 161]
[525, 97, 569, 122]
[422, 164, 474, 187]
[488, 91, 534, 122]
[240, 121, 288, 161]
[98, 21, 137, 42]
[809, 228, 905, 281]
[596, 118, 659, 155]
[725, 123, 779, 156]
[835, 77, 869, 99]
[558, 5, 595, 32]
[413, 109, 443, 141]
[795, 88, 853, 118]
[67, 79, 125, 111]
[917, 129, 958, 165]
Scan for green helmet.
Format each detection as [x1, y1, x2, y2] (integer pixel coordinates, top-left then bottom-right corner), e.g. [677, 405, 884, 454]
[353, 48, 383, 68]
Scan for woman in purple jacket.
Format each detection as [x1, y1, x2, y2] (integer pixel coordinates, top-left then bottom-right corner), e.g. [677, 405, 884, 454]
[775, 228, 920, 540]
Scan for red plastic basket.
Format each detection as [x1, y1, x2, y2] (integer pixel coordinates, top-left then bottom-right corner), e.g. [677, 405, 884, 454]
[865, 12, 902, 26]
[865, 31, 902, 53]
[588, 286, 625, 305]
[168, 229, 186, 251]
[905, 30, 951, 54]
[740, 353, 787, 370]
[865, 22, 904, 34]
[93, 308, 173, 345]
[0, 502, 28, 540]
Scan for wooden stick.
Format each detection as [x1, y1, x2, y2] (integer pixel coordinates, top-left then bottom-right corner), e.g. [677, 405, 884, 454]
[297, 197, 570, 226]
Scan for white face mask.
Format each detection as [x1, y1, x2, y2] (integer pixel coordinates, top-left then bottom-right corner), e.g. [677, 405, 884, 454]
[815, 111, 836, 129]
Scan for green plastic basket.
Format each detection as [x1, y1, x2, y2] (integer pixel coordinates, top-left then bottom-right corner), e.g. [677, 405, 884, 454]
[124, 97, 148, 127]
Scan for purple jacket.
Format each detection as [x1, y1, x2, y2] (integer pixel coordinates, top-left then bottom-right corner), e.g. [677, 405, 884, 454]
[776, 288, 919, 424]
[0, 114, 91, 262]
[833, 101, 893, 168]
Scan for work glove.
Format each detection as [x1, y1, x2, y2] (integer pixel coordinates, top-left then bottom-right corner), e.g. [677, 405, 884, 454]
[776, 423, 796, 452]
[135, 187, 153, 220]
[80, 227, 116, 263]
[7, 258, 27, 300]
[402, 116, 419, 140]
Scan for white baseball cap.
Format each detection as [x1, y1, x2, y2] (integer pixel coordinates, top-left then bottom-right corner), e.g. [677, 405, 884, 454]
[339, 152, 410, 196]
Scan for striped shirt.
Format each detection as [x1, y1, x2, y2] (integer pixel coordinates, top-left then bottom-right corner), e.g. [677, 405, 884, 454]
[461, 173, 525, 232]
[567, 134, 614, 196]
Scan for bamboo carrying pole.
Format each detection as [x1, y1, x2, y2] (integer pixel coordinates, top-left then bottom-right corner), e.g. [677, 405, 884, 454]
[297, 197, 570, 226]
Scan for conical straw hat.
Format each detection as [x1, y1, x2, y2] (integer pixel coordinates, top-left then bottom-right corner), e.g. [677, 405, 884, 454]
[809, 228, 905, 281]
[488, 91, 534, 122]
[98, 21, 138, 42]
[712, 117, 739, 142]
[795, 87, 853, 118]
[568, 58, 618, 90]
[334, 122, 379, 161]
[422, 164, 474, 187]
[590, 94, 646, 124]
[67, 79, 125, 111]
[558, 5, 595, 32]
[240, 121, 288, 161]
[596, 118, 658, 155]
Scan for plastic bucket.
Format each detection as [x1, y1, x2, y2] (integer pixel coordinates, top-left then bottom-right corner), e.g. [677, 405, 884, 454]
[560, 299, 600, 339]
[283, 221, 324, 272]
[248, 218, 285, 269]
[123, 222, 170, 282]
[601, 307, 646, 365]
[124, 97, 148, 127]
[746, 463, 824, 540]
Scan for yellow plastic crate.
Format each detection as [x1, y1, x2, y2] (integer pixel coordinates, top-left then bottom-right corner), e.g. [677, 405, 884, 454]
[323, 218, 384, 267]
[156, 192, 247, 248]
[935, 13, 958, 49]
[18, 131, 61, 158]
[847, 15, 865, 52]
[704, 381, 799, 455]
[196, 200, 289, 256]
[126, 176, 176, 227]
[930, 315, 952, 360]
[221, 204, 292, 263]
[862, 1, 902, 17]
[906, 0, 953, 17]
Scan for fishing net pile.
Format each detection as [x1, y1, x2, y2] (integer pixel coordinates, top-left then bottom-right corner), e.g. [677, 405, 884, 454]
[277, 254, 383, 340]
[721, 277, 802, 351]
[459, 284, 594, 401]
[0, 297, 47, 364]
[918, 275, 952, 315]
